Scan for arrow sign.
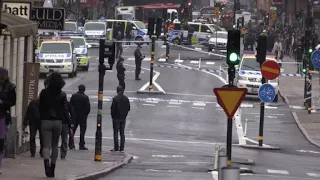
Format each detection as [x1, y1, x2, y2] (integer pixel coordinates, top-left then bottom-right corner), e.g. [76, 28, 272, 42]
[213, 88, 247, 119]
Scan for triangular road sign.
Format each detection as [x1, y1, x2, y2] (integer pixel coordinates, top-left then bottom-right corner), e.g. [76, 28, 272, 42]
[43, 0, 53, 8]
[213, 88, 247, 119]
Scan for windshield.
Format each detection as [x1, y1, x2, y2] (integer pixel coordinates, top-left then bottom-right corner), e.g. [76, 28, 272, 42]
[134, 21, 146, 29]
[84, 23, 106, 31]
[209, 24, 222, 31]
[71, 38, 86, 48]
[241, 58, 261, 71]
[40, 43, 71, 53]
[217, 32, 228, 39]
[64, 22, 77, 31]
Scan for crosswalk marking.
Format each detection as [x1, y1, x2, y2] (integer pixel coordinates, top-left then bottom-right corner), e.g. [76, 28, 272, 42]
[174, 59, 184, 63]
[158, 58, 166, 62]
[206, 62, 215, 65]
[307, 173, 320, 177]
[267, 169, 289, 175]
[127, 57, 151, 61]
[190, 61, 199, 64]
[193, 102, 206, 107]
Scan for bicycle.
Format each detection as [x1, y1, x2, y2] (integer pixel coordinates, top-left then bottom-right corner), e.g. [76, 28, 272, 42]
[260, 87, 274, 96]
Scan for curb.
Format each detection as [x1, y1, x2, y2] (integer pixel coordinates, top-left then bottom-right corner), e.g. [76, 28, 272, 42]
[137, 90, 165, 95]
[241, 144, 280, 150]
[69, 154, 133, 180]
[279, 89, 320, 148]
[278, 88, 290, 104]
[233, 159, 255, 166]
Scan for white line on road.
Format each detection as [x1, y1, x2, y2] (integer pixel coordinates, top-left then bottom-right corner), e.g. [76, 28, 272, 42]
[267, 169, 289, 175]
[141, 161, 210, 164]
[145, 101, 159, 104]
[145, 169, 182, 173]
[168, 101, 182, 105]
[206, 62, 215, 65]
[142, 104, 155, 106]
[190, 61, 199, 64]
[192, 107, 204, 110]
[158, 58, 166, 62]
[307, 173, 320, 177]
[174, 59, 184, 63]
[192, 102, 206, 106]
[152, 155, 184, 158]
[244, 113, 284, 116]
[167, 105, 180, 108]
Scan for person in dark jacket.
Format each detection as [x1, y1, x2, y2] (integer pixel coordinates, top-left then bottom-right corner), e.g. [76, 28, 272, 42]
[23, 98, 43, 157]
[39, 72, 72, 177]
[0, 67, 16, 174]
[134, 45, 145, 80]
[60, 100, 75, 159]
[110, 86, 130, 152]
[70, 84, 90, 150]
[116, 58, 126, 91]
[115, 31, 123, 59]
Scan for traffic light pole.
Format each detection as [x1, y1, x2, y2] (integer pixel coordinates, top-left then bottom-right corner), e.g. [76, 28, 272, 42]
[259, 77, 266, 146]
[149, 36, 156, 90]
[306, 0, 313, 114]
[227, 66, 235, 166]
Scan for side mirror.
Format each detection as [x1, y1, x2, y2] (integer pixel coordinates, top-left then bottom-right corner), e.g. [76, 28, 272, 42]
[87, 44, 92, 48]
[35, 49, 39, 54]
[206, 30, 211, 33]
[73, 49, 77, 54]
[132, 26, 137, 30]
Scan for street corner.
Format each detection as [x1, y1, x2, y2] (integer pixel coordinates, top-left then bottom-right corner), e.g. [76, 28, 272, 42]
[241, 144, 280, 150]
[68, 152, 133, 180]
[136, 79, 165, 94]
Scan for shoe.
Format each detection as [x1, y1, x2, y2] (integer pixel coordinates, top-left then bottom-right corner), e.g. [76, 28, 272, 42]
[50, 163, 56, 177]
[30, 154, 35, 157]
[61, 156, 66, 159]
[79, 146, 88, 150]
[135, 77, 141, 80]
[120, 150, 124, 153]
[44, 159, 53, 177]
[110, 149, 119, 152]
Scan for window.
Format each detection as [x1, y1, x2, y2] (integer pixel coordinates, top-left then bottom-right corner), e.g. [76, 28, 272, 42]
[241, 58, 260, 71]
[84, 23, 106, 31]
[134, 21, 146, 29]
[201, 25, 211, 33]
[64, 22, 77, 31]
[40, 43, 71, 53]
[71, 38, 86, 48]
[189, 24, 200, 31]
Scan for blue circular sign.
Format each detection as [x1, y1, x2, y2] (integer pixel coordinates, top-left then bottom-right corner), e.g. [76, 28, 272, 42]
[311, 50, 320, 68]
[258, 83, 276, 103]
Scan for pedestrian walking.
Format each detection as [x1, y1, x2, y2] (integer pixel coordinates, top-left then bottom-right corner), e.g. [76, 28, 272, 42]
[70, 84, 90, 150]
[110, 86, 130, 152]
[134, 45, 145, 80]
[23, 98, 42, 157]
[116, 58, 126, 91]
[60, 100, 75, 159]
[39, 72, 72, 177]
[0, 67, 16, 174]
[115, 31, 123, 59]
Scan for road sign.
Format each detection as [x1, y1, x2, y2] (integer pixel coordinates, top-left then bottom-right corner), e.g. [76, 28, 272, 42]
[258, 83, 276, 103]
[311, 50, 320, 68]
[271, 10, 277, 21]
[261, 60, 280, 80]
[214, 7, 219, 19]
[213, 87, 247, 118]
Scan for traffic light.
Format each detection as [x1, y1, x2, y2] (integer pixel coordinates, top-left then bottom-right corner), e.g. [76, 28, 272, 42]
[99, 39, 115, 68]
[155, 18, 162, 37]
[226, 30, 240, 66]
[256, 35, 267, 65]
[304, 30, 312, 54]
[147, 18, 155, 37]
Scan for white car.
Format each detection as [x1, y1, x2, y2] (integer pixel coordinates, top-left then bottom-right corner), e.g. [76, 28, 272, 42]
[208, 31, 228, 52]
[37, 38, 78, 78]
[236, 52, 279, 102]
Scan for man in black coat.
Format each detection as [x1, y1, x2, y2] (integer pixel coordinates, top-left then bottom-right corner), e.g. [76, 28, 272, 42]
[134, 45, 145, 80]
[110, 86, 130, 152]
[23, 98, 42, 157]
[70, 84, 91, 150]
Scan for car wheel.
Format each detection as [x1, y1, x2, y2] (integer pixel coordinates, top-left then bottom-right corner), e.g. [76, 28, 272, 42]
[173, 38, 181, 45]
[273, 94, 278, 102]
[68, 66, 75, 78]
[83, 63, 89, 71]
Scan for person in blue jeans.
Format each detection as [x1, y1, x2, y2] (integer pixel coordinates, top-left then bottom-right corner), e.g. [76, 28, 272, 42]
[0, 67, 16, 174]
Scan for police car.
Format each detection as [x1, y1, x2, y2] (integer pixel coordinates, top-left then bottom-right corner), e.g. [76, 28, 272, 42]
[70, 36, 90, 71]
[236, 51, 279, 102]
[36, 37, 78, 78]
[84, 21, 108, 47]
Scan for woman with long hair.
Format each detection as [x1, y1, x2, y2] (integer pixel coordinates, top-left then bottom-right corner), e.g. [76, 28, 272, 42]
[0, 67, 16, 174]
[39, 72, 72, 177]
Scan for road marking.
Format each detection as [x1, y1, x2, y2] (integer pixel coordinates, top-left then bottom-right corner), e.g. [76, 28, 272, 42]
[255, 116, 278, 119]
[206, 62, 215, 65]
[133, 156, 139, 159]
[265, 106, 277, 109]
[142, 104, 155, 106]
[167, 105, 180, 108]
[145, 101, 159, 104]
[158, 58, 166, 62]
[190, 61, 199, 64]
[267, 169, 289, 175]
[192, 107, 204, 110]
[169, 102, 182, 105]
[152, 155, 184, 158]
[307, 173, 320, 177]
[193, 102, 206, 106]
[142, 161, 210, 164]
[145, 169, 182, 173]
[297, 150, 320, 154]
[244, 113, 284, 116]
[195, 47, 202, 51]
[174, 59, 184, 63]
[127, 57, 151, 61]
[211, 171, 218, 180]
[289, 105, 305, 109]
[161, 45, 166, 48]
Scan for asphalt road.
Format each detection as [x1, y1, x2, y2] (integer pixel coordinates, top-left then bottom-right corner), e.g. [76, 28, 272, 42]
[37, 44, 320, 180]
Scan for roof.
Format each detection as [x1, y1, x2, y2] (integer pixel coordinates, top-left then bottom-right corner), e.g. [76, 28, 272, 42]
[1, 12, 38, 38]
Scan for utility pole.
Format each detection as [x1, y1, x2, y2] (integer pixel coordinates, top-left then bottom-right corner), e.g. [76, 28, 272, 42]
[233, 0, 239, 27]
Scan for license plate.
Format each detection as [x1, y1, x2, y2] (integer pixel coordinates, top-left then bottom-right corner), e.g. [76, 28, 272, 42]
[252, 88, 258, 92]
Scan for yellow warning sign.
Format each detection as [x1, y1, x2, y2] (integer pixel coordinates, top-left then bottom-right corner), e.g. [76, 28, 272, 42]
[214, 7, 220, 19]
[213, 88, 247, 118]
[271, 10, 277, 21]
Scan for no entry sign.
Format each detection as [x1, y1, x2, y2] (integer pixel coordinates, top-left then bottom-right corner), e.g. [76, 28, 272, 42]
[261, 60, 280, 80]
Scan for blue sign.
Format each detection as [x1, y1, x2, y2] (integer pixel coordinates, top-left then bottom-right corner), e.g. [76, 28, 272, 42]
[311, 50, 320, 68]
[258, 83, 276, 103]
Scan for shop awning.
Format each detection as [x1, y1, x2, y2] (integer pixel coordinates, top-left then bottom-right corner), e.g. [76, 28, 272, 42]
[1, 12, 38, 38]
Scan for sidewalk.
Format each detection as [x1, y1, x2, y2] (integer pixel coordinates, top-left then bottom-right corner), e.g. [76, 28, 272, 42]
[279, 55, 320, 147]
[1, 150, 132, 180]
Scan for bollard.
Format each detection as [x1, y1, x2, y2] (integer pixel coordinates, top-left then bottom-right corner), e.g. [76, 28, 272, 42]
[244, 118, 248, 137]
[219, 65, 222, 77]
[221, 166, 240, 180]
[178, 53, 180, 60]
[199, 58, 201, 69]
[218, 155, 228, 180]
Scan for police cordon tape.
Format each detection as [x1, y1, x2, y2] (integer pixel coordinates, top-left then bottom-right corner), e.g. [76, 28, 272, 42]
[168, 43, 227, 57]
[154, 63, 305, 77]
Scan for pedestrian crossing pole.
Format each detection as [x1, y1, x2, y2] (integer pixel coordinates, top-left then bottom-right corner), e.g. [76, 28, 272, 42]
[305, 0, 313, 114]
[149, 36, 155, 90]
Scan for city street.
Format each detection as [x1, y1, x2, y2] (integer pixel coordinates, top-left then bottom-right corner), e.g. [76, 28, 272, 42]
[38, 44, 320, 180]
